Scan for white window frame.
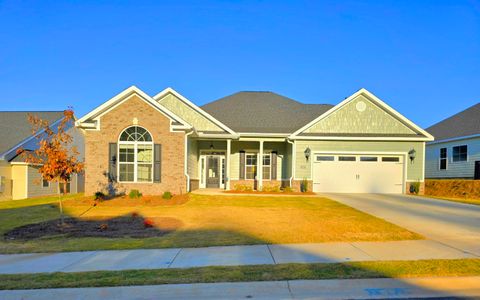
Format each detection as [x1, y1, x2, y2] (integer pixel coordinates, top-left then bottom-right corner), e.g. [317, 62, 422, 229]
[117, 126, 154, 183]
[451, 145, 468, 163]
[244, 152, 272, 180]
[439, 147, 448, 170]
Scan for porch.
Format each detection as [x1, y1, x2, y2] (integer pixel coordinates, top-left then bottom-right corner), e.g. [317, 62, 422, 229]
[187, 138, 293, 192]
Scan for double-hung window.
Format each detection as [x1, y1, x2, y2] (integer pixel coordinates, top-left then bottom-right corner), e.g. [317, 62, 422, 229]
[245, 153, 257, 180]
[452, 145, 467, 162]
[439, 148, 447, 170]
[118, 126, 153, 182]
[262, 153, 271, 180]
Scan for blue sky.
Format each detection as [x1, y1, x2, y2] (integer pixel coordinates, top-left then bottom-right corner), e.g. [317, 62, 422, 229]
[0, 0, 479, 128]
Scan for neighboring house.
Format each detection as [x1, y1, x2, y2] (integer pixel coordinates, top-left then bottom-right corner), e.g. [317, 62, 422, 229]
[425, 103, 480, 180]
[76, 86, 432, 196]
[0, 111, 85, 200]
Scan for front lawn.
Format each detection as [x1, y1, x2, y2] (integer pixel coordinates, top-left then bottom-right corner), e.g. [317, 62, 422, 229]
[0, 259, 478, 290]
[0, 194, 422, 253]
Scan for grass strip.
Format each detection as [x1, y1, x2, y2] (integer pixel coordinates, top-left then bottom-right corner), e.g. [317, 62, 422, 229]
[1, 259, 479, 290]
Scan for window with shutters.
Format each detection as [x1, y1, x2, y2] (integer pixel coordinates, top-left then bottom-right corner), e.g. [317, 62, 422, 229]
[262, 153, 271, 180]
[118, 126, 153, 183]
[245, 153, 257, 180]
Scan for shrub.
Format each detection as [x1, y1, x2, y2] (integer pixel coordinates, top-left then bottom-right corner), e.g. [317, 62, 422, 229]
[410, 181, 421, 195]
[144, 218, 155, 228]
[162, 191, 172, 199]
[129, 189, 142, 199]
[98, 223, 108, 231]
[263, 184, 281, 192]
[94, 191, 106, 201]
[233, 184, 253, 192]
[300, 178, 309, 193]
[283, 186, 294, 193]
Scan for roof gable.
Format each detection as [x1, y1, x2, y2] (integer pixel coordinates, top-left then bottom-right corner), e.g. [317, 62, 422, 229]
[291, 89, 433, 141]
[76, 86, 191, 130]
[426, 102, 480, 142]
[154, 88, 235, 135]
[201, 91, 333, 134]
[0, 111, 64, 158]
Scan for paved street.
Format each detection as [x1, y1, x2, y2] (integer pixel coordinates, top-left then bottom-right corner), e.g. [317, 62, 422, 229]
[324, 193, 480, 256]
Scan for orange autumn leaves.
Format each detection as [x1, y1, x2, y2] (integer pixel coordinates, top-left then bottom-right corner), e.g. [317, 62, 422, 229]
[16, 109, 84, 193]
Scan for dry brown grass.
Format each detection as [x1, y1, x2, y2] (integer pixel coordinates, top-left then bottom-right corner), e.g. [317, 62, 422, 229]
[0, 194, 422, 253]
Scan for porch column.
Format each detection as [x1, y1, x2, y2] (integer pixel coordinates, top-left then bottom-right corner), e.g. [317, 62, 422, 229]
[257, 140, 264, 190]
[226, 139, 231, 190]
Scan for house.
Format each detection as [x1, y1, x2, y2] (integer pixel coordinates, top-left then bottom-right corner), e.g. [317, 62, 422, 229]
[425, 103, 480, 180]
[0, 111, 85, 200]
[76, 86, 433, 196]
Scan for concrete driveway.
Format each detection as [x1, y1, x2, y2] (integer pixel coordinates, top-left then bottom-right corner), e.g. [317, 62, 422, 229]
[323, 193, 480, 256]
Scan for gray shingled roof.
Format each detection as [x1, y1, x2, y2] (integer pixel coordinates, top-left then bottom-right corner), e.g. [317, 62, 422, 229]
[201, 92, 333, 133]
[426, 103, 480, 141]
[0, 111, 64, 156]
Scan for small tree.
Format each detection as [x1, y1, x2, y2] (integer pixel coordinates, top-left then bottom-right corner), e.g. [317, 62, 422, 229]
[17, 109, 83, 224]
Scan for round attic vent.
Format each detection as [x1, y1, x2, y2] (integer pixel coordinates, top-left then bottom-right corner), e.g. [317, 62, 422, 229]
[356, 101, 366, 112]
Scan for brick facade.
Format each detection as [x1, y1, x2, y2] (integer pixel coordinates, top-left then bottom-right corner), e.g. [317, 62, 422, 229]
[84, 95, 186, 196]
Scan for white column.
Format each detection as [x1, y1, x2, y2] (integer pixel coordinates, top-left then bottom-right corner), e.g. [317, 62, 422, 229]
[226, 139, 231, 190]
[258, 140, 264, 191]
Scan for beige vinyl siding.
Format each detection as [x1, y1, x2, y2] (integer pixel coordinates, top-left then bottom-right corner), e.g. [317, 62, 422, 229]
[304, 95, 417, 135]
[425, 137, 480, 179]
[294, 140, 425, 181]
[158, 93, 224, 132]
[0, 161, 12, 200]
[11, 165, 28, 200]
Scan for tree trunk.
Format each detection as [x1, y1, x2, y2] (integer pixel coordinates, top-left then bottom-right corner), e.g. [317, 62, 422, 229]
[58, 182, 64, 225]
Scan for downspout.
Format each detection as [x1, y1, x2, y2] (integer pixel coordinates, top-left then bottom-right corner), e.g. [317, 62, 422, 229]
[287, 138, 295, 187]
[184, 130, 194, 193]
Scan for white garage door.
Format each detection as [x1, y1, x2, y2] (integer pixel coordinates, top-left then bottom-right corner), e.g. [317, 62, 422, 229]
[312, 154, 404, 194]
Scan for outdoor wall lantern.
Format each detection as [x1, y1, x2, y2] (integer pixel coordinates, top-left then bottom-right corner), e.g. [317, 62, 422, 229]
[210, 143, 214, 150]
[408, 149, 416, 163]
[304, 147, 311, 161]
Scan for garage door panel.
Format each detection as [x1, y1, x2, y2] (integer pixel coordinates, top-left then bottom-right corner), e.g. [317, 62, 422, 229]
[313, 154, 404, 194]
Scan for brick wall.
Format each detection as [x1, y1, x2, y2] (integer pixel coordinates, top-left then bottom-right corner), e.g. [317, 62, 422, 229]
[84, 95, 186, 196]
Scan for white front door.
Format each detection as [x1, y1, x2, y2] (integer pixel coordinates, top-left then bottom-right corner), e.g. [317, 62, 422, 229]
[312, 154, 404, 193]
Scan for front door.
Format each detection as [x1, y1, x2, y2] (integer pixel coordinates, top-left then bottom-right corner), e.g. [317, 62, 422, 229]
[206, 156, 220, 188]
[475, 161, 480, 180]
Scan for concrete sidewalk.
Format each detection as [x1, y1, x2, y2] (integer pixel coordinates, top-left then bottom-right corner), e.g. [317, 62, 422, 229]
[0, 239, 477, 274]
[1, 276, 479, 299]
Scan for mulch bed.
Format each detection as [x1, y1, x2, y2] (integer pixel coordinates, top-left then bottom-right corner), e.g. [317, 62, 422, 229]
[63, 194, 190, 207]
[4, 216, 183, 240]
[224, 191, 316, 196]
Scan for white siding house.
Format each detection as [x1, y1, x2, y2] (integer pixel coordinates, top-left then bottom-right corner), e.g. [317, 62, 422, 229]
[426, 103, 480, 179]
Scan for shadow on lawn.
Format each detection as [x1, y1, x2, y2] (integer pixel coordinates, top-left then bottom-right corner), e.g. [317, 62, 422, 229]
[0, 203, 460, 297]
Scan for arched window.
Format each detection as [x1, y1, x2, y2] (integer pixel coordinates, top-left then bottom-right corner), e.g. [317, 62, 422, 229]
[118, 126, 153, 182]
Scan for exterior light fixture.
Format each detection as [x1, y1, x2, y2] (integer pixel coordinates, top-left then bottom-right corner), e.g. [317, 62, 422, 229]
[304, 147, 311, 161]
[408, 149, 416, 163]
[210, 143, 214, 150]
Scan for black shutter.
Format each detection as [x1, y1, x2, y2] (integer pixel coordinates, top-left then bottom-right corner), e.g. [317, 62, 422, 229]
[154, 144, 162, 183]
[271, 151, 277, 180]
[108, 143, 117, 182]
[239, 150, 245, 180]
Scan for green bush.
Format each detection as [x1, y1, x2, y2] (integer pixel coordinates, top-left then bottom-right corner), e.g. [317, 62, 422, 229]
[129, 189, 142, 199]
[300, 178, 309, 193]
[410, 181, 421, 195]
[94, 191, 106, 201]
[283, 186, 294, 193]
[162, 191, 173, 199]
[233, 184, 253, 192]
